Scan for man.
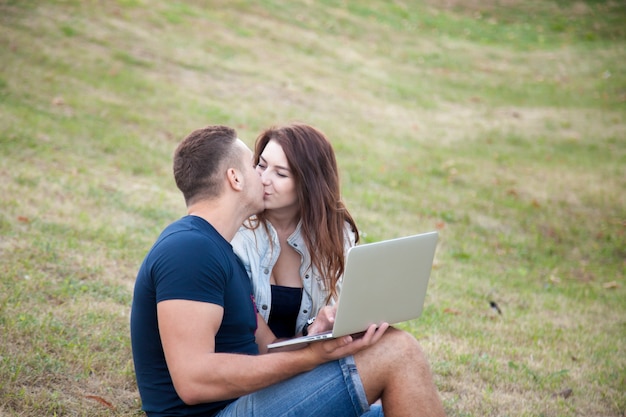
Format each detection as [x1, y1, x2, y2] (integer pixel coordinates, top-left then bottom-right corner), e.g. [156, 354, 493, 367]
[130, 125, 446, 417]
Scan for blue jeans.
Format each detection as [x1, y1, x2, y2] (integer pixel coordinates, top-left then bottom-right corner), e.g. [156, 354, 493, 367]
[215, 355, 383, 417]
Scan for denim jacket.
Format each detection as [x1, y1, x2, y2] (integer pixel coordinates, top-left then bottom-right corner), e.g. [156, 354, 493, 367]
[231, 220, 356, 335]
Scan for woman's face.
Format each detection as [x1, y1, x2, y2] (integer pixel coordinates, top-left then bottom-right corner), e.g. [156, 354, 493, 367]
[256, 140, 298, 213]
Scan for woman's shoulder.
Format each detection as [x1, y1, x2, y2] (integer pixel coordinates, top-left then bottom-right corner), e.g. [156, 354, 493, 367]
[232, 222, 275, 248]
[232, 225, 257, 245]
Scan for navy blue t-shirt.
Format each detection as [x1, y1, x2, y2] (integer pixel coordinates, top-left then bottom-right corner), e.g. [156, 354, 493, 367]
[130, 216, 259, 417]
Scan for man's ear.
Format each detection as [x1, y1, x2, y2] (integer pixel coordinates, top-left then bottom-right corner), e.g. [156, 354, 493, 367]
[226, 167, 243, 191]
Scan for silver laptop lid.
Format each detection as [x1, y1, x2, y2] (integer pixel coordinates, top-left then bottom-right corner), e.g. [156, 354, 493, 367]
[331, 231, 438, 337]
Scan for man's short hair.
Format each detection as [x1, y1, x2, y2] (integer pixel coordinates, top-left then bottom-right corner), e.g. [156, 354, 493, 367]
[173, 125, 242, 205]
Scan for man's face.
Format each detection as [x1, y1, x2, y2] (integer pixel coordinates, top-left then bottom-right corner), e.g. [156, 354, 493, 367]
[235, 139, 265, 214]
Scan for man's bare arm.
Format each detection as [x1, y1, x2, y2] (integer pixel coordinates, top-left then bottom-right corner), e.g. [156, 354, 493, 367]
[158, 299, 388, 405]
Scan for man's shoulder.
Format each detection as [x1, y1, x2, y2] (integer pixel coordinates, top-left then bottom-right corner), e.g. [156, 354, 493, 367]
[160, 216, 223, 242]
[151, 217, 231, 262]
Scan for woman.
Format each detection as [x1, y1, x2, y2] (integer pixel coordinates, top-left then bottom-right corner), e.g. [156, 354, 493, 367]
[231, 123, 359, 339]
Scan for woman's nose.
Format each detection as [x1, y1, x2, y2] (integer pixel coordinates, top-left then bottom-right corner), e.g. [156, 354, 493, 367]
[259, 169, 270, 184]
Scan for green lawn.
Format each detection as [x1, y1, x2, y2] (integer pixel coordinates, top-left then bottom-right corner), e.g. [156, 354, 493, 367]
[1, 1, 624, 416]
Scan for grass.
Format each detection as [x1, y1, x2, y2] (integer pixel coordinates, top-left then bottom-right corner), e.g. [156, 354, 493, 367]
[1, 0, 625, 416]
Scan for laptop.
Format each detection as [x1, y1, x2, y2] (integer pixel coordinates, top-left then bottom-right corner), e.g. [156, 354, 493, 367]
[267, 231, 438, 349]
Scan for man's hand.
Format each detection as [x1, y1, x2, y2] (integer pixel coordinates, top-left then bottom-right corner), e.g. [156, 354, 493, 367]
[307, 322, 390, 361]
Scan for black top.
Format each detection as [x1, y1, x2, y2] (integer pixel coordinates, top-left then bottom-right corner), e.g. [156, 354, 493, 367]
[268, 285, 303, 338]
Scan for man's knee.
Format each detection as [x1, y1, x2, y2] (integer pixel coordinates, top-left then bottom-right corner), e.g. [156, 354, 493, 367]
[360, 327, 427, 366]
[382, 327, 423, 355]
[352, 327, 435, 403]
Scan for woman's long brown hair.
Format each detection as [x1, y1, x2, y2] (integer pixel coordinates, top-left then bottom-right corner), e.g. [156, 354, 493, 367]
[251, 123, 359, 303]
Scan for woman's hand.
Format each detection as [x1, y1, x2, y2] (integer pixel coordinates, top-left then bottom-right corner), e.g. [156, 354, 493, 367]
[306, 305, 336, 335]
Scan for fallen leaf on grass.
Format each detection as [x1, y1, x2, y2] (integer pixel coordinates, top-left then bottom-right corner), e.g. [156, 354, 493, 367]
[602, 281, 620, 289]
[552, 388, 573, 399]
[17, 216, 30, 223]
[85, 395, 115, 409]
[444, 308, 460, 315]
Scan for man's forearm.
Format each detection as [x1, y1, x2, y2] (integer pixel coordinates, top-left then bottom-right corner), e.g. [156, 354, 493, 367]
[173, 347, 321, 405]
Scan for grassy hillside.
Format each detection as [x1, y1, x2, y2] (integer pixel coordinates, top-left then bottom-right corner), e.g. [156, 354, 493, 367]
[1, 1, 624, 416]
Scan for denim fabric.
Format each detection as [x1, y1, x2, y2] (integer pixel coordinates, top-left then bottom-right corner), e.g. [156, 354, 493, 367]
[214, 356, 383, 417]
